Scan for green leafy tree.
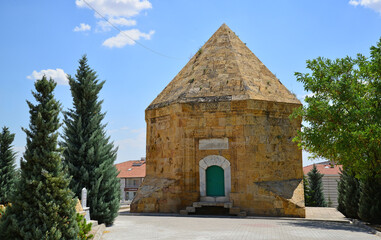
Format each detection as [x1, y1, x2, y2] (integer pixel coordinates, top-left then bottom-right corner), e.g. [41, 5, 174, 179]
[292, 37, 381, 222]
[0, 127, 17, 204]
[337, 167, 360, 218]
[0, 77, 79, 240]
[291, 38, 381, 180]
[307, 164, 326, 207]
[62, 55, 120, 225]
[303, 175, 312, 206]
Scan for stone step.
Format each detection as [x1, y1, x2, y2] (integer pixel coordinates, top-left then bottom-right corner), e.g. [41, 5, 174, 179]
[181, 201, 243, 216]
[200, 196, 229, 202]
[180, 209, 188, 215]
[89, 220, 98, 227]
[186, 206, 196, 213]
[238, 211, 247, 217]
[192, 201, 233, 208]
[229, 207, 240, 215]
[90, 223, 105, 240]
[119, 204, 130, 210]
[224, 202, 233, 208]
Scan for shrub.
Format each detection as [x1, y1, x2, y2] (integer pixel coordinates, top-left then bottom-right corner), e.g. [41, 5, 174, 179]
[307, 164, 326, 207]
[76, 213, 94, 240]
[358, 177, 381, 224]
[337, 168, 360, 219]
[0, 205, 5, 220]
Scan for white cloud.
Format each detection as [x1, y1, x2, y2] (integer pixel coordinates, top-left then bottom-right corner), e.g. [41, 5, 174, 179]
[27, 68, 69, 85]
[76, 0, 152, 18]
[349, 0, 360, 6]
[102, 29, 154, 48]
[75, 0, 154, 48]
[110, 17, 136, 26]
[97, 21, 113, 32]
[74, 23, 91, 32]
[114, 128, 146, 163]
[107, 126, 130, 134]
[349, 0, 381, 14]
[97, 17, 136, 32]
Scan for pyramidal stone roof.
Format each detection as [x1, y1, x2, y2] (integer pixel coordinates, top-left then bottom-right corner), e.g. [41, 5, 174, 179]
[148, 24, 300, 110]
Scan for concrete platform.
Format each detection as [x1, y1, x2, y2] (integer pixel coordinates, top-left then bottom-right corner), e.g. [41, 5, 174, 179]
[101, 214, 379, 240]
[305, 207, 348, 222]
[99, 207, 373, 239]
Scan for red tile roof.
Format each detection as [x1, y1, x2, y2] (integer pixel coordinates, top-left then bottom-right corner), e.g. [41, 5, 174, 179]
[303, 162, 342, 176]
[115, 160, 146, 178]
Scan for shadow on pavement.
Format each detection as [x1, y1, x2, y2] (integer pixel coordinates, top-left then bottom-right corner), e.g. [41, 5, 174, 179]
[282, 220, 374, 234]
[118, 210, 242, 219]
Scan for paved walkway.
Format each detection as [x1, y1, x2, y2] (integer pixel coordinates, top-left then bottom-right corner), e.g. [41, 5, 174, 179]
[102, 213, 378, 240]
[305, 207, 348, 222]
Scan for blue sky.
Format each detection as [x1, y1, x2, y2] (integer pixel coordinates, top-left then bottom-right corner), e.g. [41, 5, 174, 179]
[1, 0, 381, 167]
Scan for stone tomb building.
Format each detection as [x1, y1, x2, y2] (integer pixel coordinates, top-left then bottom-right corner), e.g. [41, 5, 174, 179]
[131, 24, 305, 217]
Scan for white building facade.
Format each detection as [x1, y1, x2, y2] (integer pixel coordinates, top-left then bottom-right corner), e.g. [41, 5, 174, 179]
[115, 158, 146, 202]
[303, 161, 341, 207]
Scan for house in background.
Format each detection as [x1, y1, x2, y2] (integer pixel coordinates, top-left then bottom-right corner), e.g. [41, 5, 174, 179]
[115, 158, 146, 202]
[303, 161, 342, 207]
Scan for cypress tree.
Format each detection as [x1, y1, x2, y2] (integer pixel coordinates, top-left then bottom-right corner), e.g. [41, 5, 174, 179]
[337, 168, 360, 218]
[337, 174, 345, 215]
[62, 55, 120, 225]
[307, 164, 326, 207]
[358, 176, 381, 223]
[0, 77, 79, 239]
[303, 175, 312, 206]
[0, 127, 17, 204]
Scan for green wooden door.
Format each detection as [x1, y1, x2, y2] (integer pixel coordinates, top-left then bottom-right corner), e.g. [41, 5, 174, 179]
[206, 166, 225, 196]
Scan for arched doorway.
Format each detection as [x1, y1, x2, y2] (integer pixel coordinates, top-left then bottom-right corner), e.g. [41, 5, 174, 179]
[199, 155, 231, 202]
[206, 166, 225, 196]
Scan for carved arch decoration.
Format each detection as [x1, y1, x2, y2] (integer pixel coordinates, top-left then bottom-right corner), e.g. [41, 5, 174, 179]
[199, 155, 231, 201]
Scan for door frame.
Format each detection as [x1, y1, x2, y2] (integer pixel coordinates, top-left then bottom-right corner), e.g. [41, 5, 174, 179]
[199, 155, 231, 202]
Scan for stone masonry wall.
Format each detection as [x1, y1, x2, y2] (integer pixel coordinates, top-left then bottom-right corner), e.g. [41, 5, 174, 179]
[131, 99, 305, 217]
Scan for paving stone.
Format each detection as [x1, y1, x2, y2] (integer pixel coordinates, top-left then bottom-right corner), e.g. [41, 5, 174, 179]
[101, 214, 380, 240]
